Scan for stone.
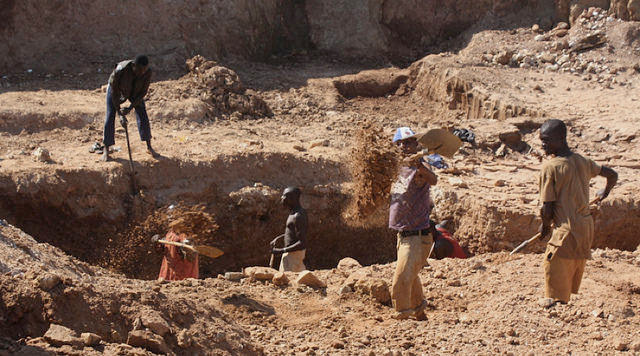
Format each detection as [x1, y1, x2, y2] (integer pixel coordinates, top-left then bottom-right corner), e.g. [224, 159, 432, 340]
[531, 24, 541, 33]
[494, 179, 506, 187]
[570, 31, 607, 53]
[539, 53, 556, 63]
[243, 266, 278, 280]
[448, 177, 468, 189]
[339, 285, 353, 294]
[534, 34, 547, 41]
[591, 308, 604, 318]
[495, 144, 508, 157]
[498, 128, 523, 146]
[493, 51, 513, 65]
[354, 278, 391, 304]
[337, 257, 362, 271]
[272, 271, 289, 286]
[81, 332, 102, 346]
[546, 64, 559, 72]
[552, 29, 568, 37]
[332, 340, 345, 349]
[614, 339, 628, 351]
[631, 341, 640, 351]
[43, 324, 83, 348]
[177, 329, 192, 348]
[31, 147, 51, 162]
[309, 139, 330, 149]
[556, 22, 569, 30]
[140, 310, 171, 336]
[126, 330, 170, 354]
[293, 144, 306, 152]
[556, 54, 571, 65]
[37, 273, 61, 291]
[296, 271, 326, 288]
[224, 272, 244, 281]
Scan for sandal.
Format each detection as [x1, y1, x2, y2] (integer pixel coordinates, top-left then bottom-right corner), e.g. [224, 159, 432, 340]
[89, 142, 104, 153]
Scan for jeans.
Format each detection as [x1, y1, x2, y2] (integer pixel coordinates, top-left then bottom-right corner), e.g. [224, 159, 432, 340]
[103, 85, 151, 147]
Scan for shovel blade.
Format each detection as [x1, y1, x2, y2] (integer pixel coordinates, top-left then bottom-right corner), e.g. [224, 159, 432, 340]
[194, 245, 224, 259]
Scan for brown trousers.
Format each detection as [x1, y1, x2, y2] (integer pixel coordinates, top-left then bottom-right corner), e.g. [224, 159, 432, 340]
[544, 246, 586, 303]
[391, 232, 433, 313]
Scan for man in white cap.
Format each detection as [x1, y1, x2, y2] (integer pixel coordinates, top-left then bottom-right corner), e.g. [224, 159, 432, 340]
[389, 127, 437, 320]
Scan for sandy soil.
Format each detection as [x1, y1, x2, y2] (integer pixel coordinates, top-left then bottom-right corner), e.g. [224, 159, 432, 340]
[1, 7, 640, 356]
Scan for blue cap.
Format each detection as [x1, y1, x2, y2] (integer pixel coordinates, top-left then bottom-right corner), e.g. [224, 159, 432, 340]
[392, 127, 416, 143]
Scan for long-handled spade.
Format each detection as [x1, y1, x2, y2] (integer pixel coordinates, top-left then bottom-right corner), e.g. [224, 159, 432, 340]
[119, 113, 137, 196]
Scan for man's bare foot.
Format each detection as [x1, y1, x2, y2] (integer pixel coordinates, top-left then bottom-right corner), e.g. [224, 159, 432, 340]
[414, 310, 427, 321]
[100, 150, 110, 162]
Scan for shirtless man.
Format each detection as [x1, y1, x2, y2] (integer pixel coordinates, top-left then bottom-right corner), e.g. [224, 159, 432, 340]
[538, 119, 617, 304]
[270, 187, 308, 272]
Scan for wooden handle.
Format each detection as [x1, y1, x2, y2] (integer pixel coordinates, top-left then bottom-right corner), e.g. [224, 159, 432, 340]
[158, 239, 196, 252]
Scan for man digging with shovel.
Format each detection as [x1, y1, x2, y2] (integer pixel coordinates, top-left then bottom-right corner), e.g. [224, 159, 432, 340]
[101, 55, 157, 162]
[388, 126, 461, 320]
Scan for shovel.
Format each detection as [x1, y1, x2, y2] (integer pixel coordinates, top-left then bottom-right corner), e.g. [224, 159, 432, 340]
[119, 112, 137, 196]
[510, 233, 542, 255]
[269, 234, 285, 269]
[158, 239, 224, 259]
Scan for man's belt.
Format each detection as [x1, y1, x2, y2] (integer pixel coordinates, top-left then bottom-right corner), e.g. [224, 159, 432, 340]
[399, 228, 431, 237]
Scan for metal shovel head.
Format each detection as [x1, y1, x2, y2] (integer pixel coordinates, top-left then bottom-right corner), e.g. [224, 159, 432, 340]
[194, 245, 224, 259]
[416, 129, 463, 158]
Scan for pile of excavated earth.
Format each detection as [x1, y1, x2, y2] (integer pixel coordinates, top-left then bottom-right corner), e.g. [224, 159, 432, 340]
[1, 1, 640, 355]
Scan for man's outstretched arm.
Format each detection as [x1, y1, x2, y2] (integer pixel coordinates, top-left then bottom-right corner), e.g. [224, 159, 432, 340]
[595, 166, 618, 202]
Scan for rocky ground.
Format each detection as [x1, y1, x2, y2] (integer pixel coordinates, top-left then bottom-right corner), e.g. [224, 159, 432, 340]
[1, 4, 640, 356]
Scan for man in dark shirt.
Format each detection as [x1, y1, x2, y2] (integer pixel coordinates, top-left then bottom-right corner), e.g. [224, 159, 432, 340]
[101, 55, 155, 162]
[271, 187, 308, 272]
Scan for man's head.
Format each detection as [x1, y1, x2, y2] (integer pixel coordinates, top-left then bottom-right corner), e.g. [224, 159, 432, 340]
[133, 55, 149, 76]
[539, 119, 568, 156]
[281, 187, 301, 209]
[393, 127, 419, 155]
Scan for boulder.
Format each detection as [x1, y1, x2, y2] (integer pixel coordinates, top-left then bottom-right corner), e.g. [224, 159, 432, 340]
[333, 68, 409, 98]
[81, 332, 102, 346]
[243, 266, 278, 281]
[272, 272, 289, 286]
[354, 278, 391, 304]
[36, 273, 61, 291]
[31, 147, 51, 162]
[127, 330, 170, 355]
[224, 272, 244, 281]
[140, 310, 171, 336]
[43, 324, 83, 348]
[296, 271, 326, 289]
[337, 257, 362, 273]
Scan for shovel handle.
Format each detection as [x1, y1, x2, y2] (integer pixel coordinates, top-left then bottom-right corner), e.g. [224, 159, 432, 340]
[157, 239, 196, 252]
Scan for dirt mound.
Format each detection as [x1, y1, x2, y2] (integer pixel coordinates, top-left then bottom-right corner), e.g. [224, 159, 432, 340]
[344, 121, 397, 222]
[332, 68, 409, 98]
[148, 55, 271, 122]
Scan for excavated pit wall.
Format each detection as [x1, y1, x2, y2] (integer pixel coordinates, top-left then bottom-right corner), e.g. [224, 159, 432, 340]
[1, 151, 639, 280]
[0, 153, 396, 279]
[1, 0, 563, 74]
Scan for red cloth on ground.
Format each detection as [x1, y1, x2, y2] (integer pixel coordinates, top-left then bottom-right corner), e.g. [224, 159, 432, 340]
[158, 230, 199, 281]
[436, 227, 467, 259]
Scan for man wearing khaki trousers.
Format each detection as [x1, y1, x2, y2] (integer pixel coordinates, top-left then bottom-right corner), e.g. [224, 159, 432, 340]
[389, 127, 437, 321]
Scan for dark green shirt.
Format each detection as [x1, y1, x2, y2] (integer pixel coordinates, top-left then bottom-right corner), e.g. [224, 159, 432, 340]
[108, 60, 152, 108]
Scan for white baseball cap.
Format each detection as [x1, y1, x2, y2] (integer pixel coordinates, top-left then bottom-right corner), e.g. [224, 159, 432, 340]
[392, 127, 416, 143]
